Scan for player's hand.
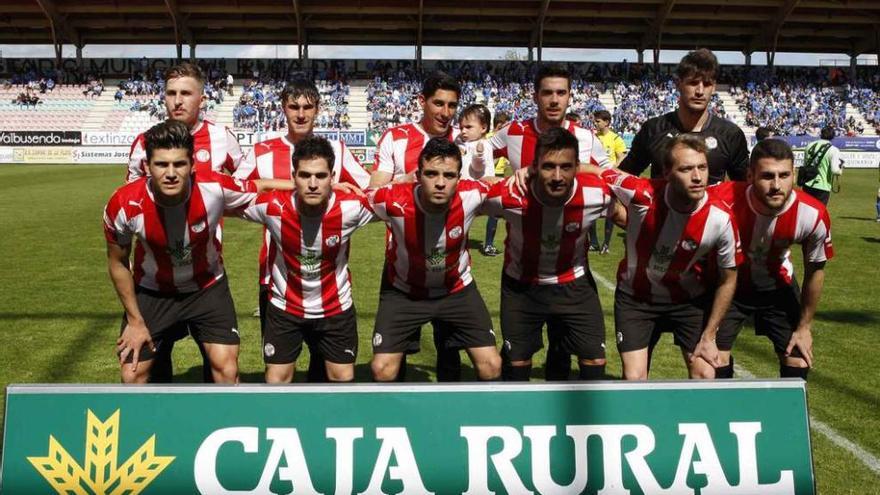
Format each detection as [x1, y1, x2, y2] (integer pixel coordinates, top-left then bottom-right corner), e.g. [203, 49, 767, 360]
[117, 319, 154, 372]
[480, 176, 502, 185]
[333, 182, 365, 198]
[785, 327, 814, 368]
[511, 167, 531, 195]
[691, 337, 721, 368]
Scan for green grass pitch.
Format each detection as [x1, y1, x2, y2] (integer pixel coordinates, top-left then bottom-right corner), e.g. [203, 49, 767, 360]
[1, 164, 878, 491]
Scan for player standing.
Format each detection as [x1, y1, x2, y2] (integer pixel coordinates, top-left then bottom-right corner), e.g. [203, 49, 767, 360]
[486, 128, 612, 381]
[619, 49, 749, 184]
[587, 134, 741, 380]
[799, 126, 843, 206]
[368, 138, 501, 382]
[233, 78, 370, 381]
[238, 137, 375, 383]
[104, 121, 286, 384]
[711, 139, 833, 379]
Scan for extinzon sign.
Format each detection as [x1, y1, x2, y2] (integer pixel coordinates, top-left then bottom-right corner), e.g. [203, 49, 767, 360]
[0, 381, 815, 494]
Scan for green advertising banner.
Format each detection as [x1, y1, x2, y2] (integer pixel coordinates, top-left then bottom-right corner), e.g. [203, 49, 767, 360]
[1, 381, 814, 494]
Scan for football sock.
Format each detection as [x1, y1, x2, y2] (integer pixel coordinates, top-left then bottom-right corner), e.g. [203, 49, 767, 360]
[436, 348, 463, 382]
[502, 364, 532, 381]
[715, 355, 735, 379]
[578, 363, 605, 380]
[544, 349, 571, 381]
[780, 365, 809, 380]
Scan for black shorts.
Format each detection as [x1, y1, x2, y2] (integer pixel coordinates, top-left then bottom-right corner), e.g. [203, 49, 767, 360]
[258, 284, 270, 334]
[717, 286, 801, 354]
[614, 289, 710, 353]
[500, 273, 606, 361]
[262, 303, 358, 365]
[372, 282, 497, 353]
[120, 276, 240, 362]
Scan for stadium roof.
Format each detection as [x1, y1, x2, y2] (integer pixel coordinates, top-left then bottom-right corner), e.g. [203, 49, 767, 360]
[4, 0, 879, 59]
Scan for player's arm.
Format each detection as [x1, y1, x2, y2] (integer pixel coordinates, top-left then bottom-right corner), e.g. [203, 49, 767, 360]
[787, 260, 824, 367]
[125, 135, 147, 182]
[829, 147, 843, 175]
[106, 240, 154, 371]
[224, 128, 246, 174]
[617, 127, 650, 176]
[614, 136, 628, 166]
[691, 266, 737, 368]
[368, 130, 396, 188]
[253, 178, 294, 193]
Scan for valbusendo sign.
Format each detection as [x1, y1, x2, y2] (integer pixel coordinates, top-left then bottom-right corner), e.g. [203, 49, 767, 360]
[1, 381, 814, 494]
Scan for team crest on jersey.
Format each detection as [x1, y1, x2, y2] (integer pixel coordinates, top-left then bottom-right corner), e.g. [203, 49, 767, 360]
[564, 222, 580, 233]
[190, 220, 207, 233]
[705, 136, 718, 150]
[296, 250, 322, 280]
[680, 239, 699, 252]
[426, 248, 448, 272]
[195, 149, 211, 162]
[263, 343, 275, 357]
[448, 226, 463, 240]
[325, 235, 340, 247]
[167, 240, 192, 267]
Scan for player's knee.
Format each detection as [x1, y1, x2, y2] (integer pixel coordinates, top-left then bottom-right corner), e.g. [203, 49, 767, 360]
[265, 365, 294, 384]
[120, 365, 150, 384]
[371, 357, 399, 382]
[478, 353, 502, 380]
[326, 364, 354, 382]
[622, 367, 647, 381]
[689, 362, 716, 380]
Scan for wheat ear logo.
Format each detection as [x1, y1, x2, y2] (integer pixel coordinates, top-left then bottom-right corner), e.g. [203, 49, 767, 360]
[27, 409, 175, 495]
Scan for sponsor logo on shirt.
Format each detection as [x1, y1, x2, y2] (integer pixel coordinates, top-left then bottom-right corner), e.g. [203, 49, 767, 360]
[541, 234, 560, 250]
[426, 249, 448, 272]
[295, 250, 322, 280]
[167, 240, 193, 267]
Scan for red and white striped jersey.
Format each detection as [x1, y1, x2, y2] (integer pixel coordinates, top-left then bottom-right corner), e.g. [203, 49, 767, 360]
[374, 122, 459, 178]
[103, 171, 258, 294]
[709, 181, 833, 293]
[601, 169, 742, 304]
[126, 120, 246, 182]
[484, 174, 612, 285]
[239, 190, 375, 318]
[233, 135, 372, 286]
[489, 118, 611, 171]
[369, 180, 488, 299]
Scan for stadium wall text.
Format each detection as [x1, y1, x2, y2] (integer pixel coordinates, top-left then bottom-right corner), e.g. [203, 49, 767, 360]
[1, 382, 814, 494]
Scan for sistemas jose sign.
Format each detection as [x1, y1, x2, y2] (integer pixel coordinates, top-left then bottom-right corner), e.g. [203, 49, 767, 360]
[1, 381, 814, 494]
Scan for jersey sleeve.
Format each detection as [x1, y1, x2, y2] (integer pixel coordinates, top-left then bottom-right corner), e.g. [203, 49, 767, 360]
[618, 126, 650, 176]
[337, 141, 372, 189]
[489, 124, 510, 159]
[125, 134, 147, 183]
[222, 127, 245, 174]
[216, 172, 259, 210]
[613, 135, 628, 158]
[586, 133, 612, 169]
[715, 213, 742, 269]
[804, 207, 834, 262]
[374, 130, 397, 175]
[238, 192, 273, 224]
[103, 193, 133, 246]
[233, 146, 259, 180]
[355, 195, 379, 226]
[726, 129, 749, 181]
[600, 168, 654, 208]
[367, 185, 394, 222]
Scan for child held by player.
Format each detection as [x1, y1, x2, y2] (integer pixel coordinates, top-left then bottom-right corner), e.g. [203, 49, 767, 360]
[456, 104, 494, 180]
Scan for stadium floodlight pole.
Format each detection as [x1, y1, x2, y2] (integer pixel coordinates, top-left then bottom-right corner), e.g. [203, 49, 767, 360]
[533, 0, 551, 63]
[292, 0, 304, 61]
[416, 0, 423, 70]
[34, 0, 81, 67]
[639, 0, 675, 71]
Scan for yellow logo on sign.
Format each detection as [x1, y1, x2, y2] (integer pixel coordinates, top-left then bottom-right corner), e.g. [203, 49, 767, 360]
[27, 409, 175, 495]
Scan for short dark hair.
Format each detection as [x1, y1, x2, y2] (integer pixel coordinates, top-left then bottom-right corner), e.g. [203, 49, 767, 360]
[165, 62, 205, 88]
[593, 109, 612, 123]
[534, 64, 571, 92]
[663, 133, 708, 172]
[675, 48, 718, 82]
[460, 104, 491, 129]
[281, 78, 320, 107]
[418, 137, 462, 172]
[421, 71, 460, 99]
[749, 137, 794, 170]
[755, 126, 776, 141]
[292, 135, 335, 172]
[144, 120, 193, 163]
[493, 111, 510, 129]
[533, 126, 579, 168]
[820, 126, 835, 140]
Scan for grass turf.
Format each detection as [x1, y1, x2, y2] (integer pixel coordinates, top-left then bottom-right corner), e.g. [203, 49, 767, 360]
[1, 164, 878, 491]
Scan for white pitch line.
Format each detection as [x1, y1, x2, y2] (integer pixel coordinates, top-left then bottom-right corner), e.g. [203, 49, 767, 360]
[590, 269, 880, 478]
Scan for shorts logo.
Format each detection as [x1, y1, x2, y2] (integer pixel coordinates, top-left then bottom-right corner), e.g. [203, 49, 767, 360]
[263, 343, 275, 357]
[190, 220, 207, 233]
[325, 235, 340, 247]
[344, 349, 355, 356]
[503, 340, 511, 351]
[705, 136, 718, 150]
[448, 226, 463, 240]
[680, 239, 698, 252]
[372, 333, 383, 347]
[231, 327, 239, 336]
[489, 328, 496, 338]
[195, 149, 211, 162]
[564, 222, 580, 233]
[616, 331, 624, 344]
